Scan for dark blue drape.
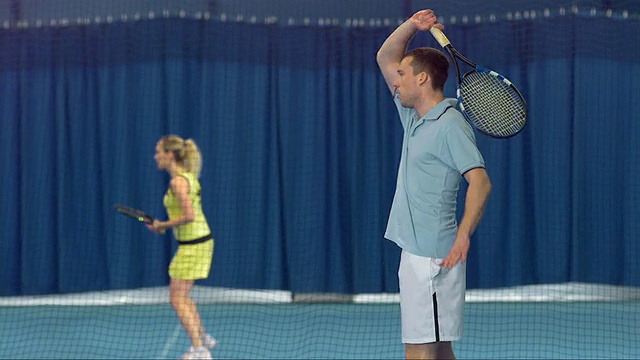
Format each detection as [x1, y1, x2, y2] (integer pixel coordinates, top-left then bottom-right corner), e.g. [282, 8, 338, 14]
[1, 17, 639, 296]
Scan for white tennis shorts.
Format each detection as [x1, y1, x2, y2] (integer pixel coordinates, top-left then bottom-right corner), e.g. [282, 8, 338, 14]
[398, 250, 466, 344]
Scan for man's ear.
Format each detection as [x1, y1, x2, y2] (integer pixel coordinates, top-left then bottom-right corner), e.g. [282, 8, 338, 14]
[418, 71, 429, 85]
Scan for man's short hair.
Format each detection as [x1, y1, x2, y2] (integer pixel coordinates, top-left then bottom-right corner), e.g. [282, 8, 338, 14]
[405, 47, 449, 91]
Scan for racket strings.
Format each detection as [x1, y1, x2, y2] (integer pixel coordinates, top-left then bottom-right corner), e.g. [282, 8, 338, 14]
[115, 205, 154, 224]
[459, 72, 527, 138]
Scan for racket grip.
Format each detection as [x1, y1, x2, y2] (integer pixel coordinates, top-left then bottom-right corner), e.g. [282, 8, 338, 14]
[429, 27, 451, 47]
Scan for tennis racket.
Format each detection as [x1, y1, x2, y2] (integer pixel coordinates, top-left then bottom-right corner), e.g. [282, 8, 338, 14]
[114, 204, 155, 224]
[429, 27, 527, 139]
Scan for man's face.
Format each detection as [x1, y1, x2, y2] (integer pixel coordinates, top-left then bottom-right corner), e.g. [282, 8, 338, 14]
[394, 56, 422, 108]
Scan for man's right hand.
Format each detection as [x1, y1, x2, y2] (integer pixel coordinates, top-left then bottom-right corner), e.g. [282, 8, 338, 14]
[410, 9, 444, 32]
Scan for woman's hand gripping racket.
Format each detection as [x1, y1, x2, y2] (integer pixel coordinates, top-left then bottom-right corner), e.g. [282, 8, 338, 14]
[114, 204, 165, 234]
[429, 27, 527, 138]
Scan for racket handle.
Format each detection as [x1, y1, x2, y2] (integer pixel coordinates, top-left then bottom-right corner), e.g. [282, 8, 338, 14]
[429, 27, 451, 47]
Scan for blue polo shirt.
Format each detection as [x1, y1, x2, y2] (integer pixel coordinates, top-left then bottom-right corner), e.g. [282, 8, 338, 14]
[385, 97, 485, 258]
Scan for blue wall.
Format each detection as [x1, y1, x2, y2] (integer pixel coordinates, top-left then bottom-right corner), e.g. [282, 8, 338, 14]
[3, 0, 640, 24]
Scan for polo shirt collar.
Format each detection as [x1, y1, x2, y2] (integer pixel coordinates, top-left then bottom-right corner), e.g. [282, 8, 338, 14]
[423, 98, 458, 121]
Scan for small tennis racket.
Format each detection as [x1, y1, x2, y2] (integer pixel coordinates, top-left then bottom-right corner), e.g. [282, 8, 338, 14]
[429, 27, 527, 139]
[114, 204, 155, 224]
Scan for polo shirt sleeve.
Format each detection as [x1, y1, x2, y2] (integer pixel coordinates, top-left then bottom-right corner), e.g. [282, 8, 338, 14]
[443, 121, 486, 175]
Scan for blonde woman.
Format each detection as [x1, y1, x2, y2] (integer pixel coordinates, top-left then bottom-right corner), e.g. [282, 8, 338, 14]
[147, 135, 216, 360]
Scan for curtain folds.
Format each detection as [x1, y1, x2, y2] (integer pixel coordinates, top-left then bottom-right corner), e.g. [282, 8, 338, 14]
[1, 17, 638, 296]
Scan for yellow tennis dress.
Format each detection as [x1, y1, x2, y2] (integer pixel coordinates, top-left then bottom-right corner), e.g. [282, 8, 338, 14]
[164, 172, 214, 280]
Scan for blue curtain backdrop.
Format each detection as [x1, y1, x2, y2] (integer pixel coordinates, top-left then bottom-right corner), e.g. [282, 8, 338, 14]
[1, 16, 639, 296]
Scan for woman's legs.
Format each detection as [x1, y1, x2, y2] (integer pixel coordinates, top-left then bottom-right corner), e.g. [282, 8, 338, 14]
[170, 279, 204, 347]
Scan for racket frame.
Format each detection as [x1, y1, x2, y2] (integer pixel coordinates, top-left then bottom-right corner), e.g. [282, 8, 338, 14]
[429, 27, 527, 139]
[114, 204, 155, 224]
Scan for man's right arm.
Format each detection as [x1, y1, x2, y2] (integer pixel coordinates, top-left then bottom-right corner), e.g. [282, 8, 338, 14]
[376, 9, 443, 94]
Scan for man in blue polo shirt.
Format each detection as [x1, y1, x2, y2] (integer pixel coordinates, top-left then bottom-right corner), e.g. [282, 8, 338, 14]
[376, 8, 492, 360]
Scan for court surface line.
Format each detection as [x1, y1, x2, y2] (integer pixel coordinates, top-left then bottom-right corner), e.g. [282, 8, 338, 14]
[158, 323, 182, 359]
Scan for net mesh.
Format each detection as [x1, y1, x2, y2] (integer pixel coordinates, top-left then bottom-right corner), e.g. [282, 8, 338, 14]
[1, 0, 640, 359]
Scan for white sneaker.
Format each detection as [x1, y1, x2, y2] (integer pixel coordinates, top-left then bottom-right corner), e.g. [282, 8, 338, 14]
[180, 346, 212, 360]
[202, 334, 217, 349]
